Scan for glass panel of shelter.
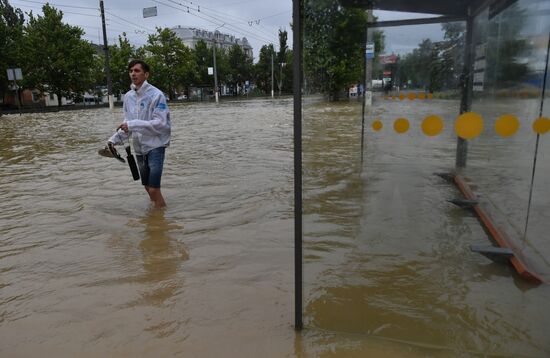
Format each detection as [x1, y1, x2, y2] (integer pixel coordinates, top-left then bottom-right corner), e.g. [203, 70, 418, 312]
[300, 0, 550, 355]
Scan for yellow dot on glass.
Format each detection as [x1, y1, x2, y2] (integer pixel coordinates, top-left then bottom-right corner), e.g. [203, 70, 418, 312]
[394, 118, 409, 133]
[533, 117, 550, 134]
[495, 114, 520, 137]
[391, 96, 396, 100]
[455, 112, 483, 139]
[372, 120, 383, 131]
[408, 92, 416, 100]
[399, 94, 405, 101]
[427, 93, 433, 100]
[422, 115, 444, 136]
[418, 93, 426, 100]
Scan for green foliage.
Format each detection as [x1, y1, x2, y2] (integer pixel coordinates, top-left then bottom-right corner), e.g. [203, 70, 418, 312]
[109, 33, 135, 95]
[0, 0, 25, 97]
[91, 51, 106, 93]
[254, 44, 275, 94]
[1, 0, 273, 104]
[485, 4, 530, 90]
[227, 44, 253, 94]
[213, 46, 230, 87]
[303, 0, 372, 100]
[372, 30, 386, 78]
[397, 22, 465, 92]
[143, 27, 198, 99]
[194, 40, 213, 86]
[23, 4, 96, 105]
[275, 29, 288, 95]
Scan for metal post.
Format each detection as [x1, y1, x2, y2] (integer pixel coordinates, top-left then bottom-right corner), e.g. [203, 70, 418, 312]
[456, 9, 474, 168]
[364, 10, 374, 107]
[279, 63, 285, 96]
[100, 0, 114, 110]
[292, 0, 303, 331]
[15, 81, 21, 116]
[361, 9, 373, 161]
[271, 51, 274, 98]
[213, 39, 219, 103]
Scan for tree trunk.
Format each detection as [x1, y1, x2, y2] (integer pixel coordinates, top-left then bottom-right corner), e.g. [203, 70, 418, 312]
[57, 92, 62, 107]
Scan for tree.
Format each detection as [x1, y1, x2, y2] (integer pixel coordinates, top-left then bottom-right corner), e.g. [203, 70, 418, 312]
[193, 39, 212, 87]
[276, 29, 288, 95]
[485, 3, 530, 90]
[109, 33, 136, 96]
[303, 0, 370, 100]
[143, 27, 197, 100]
[253, 44, 275, 94]
[372, 30, 386, 79]
[398, 39, 437, 90]
[227, 44, 252, 95]
[440, 22, 465, 89]
[0, 0, 24, 102]
[23, 4, 96, 106]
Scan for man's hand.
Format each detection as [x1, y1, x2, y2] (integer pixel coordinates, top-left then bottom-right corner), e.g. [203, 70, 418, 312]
[118, 123, 129, 133]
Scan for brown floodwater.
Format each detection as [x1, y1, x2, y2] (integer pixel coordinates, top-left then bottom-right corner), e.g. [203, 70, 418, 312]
[1, 96, 549, 357]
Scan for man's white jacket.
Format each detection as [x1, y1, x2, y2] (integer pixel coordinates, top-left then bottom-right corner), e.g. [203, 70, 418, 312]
[109, 80, 171, 155]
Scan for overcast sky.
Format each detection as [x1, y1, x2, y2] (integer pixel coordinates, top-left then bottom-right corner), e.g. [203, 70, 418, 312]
[10, 0, 444, 60]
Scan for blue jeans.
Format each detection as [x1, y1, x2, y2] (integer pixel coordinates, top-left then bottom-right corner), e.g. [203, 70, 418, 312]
[136, 147, 165, 188]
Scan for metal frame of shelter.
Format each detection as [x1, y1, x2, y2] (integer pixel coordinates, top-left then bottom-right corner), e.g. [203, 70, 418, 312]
[292, 0, 527, 330]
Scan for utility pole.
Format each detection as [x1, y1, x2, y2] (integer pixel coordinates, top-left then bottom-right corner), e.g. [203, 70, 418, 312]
[212, 24, 224, 103]
[278, 62, 285, 96]
[213, 39, 219, 103]
[364, 9, 374, 107]
[100, 0, 114, 110]
[271, 51, 274, 98]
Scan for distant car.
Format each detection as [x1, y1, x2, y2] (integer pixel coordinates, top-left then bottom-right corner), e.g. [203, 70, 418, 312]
[177, 94, 187, 100]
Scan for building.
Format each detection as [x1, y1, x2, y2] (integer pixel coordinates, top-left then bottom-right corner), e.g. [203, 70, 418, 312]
[171, 26, 253, 59]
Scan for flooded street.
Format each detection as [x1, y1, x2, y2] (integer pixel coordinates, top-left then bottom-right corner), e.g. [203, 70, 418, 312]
[1, 96, 550, 357]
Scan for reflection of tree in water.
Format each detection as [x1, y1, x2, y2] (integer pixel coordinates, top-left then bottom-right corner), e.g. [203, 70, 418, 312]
[138, 209, 188, 306]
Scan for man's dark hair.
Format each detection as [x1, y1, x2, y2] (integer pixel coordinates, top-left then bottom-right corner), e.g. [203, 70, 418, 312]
[128, 59, 150, 73]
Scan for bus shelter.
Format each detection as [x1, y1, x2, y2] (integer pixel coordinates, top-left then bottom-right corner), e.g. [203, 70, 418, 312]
[292, 0, 550, 355]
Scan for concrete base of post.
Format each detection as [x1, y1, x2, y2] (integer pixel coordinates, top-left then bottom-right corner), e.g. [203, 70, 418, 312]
[365, 91, 372, 106]
[215, 92, 219, 103]
[108, 95, 114, 110]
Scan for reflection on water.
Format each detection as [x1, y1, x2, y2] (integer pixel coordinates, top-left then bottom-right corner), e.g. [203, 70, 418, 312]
[136, 209, 188, 305]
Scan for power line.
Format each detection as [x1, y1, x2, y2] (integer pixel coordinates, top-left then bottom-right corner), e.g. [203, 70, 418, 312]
[105, 16, 152, 34]
[15, 0, 98, 10]
[105, 10, 155, 32]
[12, 1, 100, 17]
[153, 0, 276, 44]
[162, 0, 279, 40]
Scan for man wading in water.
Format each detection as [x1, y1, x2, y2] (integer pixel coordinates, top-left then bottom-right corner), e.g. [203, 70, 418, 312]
[108, 59, 171, 208]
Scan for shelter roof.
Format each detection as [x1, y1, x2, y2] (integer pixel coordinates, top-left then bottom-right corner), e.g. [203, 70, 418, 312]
[338, 0, 483, 17]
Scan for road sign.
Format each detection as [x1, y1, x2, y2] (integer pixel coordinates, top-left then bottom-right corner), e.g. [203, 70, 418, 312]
[143, 6, 157, 18]
[366, 42, 374, 59]
[208, 67, 214, 75]
[6, 68, 23, 81]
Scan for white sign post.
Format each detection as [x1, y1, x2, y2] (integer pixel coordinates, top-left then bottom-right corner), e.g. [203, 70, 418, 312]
[208, 67, 214, 75]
